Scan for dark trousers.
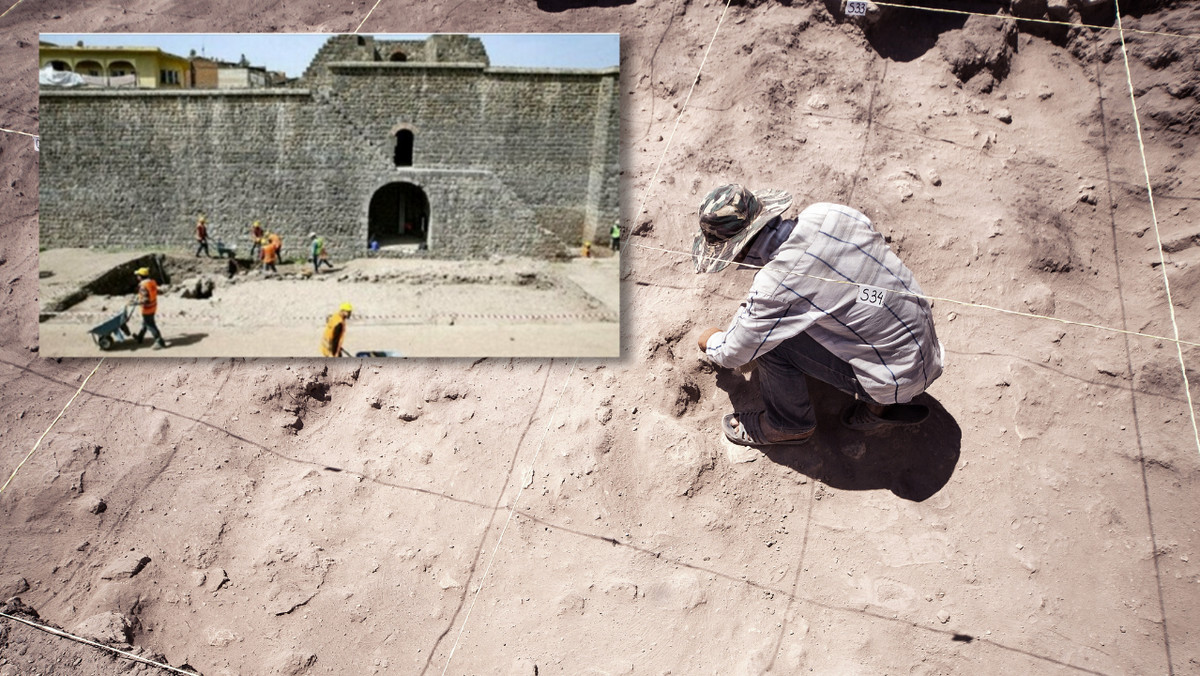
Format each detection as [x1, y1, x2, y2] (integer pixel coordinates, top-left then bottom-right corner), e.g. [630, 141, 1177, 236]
[136, 313, 164, 344]
[196, 240, 210, 257]
[756, 332, 873, 432]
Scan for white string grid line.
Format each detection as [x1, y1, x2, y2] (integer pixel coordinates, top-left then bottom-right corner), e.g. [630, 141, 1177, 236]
[0, 125, 36, 138]
[0, 359, 104, 496]
[1111, 0, 1200, 455]
[355, 0, 384, 33]
[625, 0, 735, 256]
[439, 358, 578, 676]
[0, 0, 26, 20]
[632, 241, 1200, 350]
[0, 610, 197, 675]
[872, 1, 1199, 41]
[0, 125, 38, 153]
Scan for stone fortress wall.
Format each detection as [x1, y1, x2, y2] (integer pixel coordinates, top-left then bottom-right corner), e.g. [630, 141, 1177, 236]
[39, 34, 620, 260]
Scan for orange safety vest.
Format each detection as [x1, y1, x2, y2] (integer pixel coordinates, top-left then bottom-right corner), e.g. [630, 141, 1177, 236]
[320, 313, 346, 357]
[138, 278, 158, 316]
[262, 242, 278, 264]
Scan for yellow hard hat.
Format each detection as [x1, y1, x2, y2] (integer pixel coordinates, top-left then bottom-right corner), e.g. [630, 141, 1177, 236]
[135, 267, 150, 276]
[253, 220, 260, 226]
[339, 302, 354, 313]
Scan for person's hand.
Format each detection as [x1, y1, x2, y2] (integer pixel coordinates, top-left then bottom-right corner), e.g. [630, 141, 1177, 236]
[697, 327, 722, 352]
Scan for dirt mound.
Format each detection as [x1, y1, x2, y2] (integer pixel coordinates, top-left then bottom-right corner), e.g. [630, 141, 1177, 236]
[938, 14, 1018, 92]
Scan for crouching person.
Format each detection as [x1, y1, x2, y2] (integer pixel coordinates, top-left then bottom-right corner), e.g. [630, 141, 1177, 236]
[692, 184, 943, 447]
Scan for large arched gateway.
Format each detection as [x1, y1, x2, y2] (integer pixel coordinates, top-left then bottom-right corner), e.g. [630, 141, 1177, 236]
[368, 182, 430, 250]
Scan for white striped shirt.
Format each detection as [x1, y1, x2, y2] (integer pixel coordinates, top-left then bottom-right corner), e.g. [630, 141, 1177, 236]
[705, 203, 943, 404]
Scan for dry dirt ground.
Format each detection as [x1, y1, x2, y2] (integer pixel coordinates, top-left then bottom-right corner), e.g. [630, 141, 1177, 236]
[3, 1, 1200, 675]
[37, 250, 621, 358]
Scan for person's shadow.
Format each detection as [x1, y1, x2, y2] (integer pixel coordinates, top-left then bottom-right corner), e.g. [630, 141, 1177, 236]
[717, 369, 961, 502]
[96, 332, 209, 353]
[160, 333, 208, 348]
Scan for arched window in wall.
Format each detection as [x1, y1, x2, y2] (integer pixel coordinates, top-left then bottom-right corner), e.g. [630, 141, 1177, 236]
[394, 129, 414, 167]
[76, 60, 103, 77]
[108, 61, 135, 77]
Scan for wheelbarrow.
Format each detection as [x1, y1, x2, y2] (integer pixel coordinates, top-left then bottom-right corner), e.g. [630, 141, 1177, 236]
[89, 304, 135, 351]
[214, 239, 238, 258]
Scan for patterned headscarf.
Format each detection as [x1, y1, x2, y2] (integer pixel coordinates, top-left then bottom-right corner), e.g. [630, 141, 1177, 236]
[692, 184, 792, 273]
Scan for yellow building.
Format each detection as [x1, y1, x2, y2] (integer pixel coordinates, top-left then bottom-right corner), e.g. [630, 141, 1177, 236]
[39, 42, 191, 89]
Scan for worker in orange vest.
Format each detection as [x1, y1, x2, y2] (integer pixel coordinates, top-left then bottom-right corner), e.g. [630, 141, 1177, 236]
[133, 267, 167, 349]
[267, 231, 283, 262]
[321, 303, 353, 357]
[261, 237, 279, 274]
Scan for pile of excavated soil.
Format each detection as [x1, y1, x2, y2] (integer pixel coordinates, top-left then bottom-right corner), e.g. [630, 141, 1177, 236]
[3, 1, 1199, 674]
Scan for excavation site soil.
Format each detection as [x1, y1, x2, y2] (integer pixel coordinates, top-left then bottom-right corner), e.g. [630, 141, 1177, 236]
[37, 250, 621, 358]
[2, 1, 1199, 675]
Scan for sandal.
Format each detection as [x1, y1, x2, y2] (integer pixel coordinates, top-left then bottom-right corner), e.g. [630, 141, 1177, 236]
[840, 401, 929, 431]
[722, 411, 815, 448]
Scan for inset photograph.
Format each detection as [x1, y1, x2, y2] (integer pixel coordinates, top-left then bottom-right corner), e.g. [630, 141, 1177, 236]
[37, 33, 620, 358]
